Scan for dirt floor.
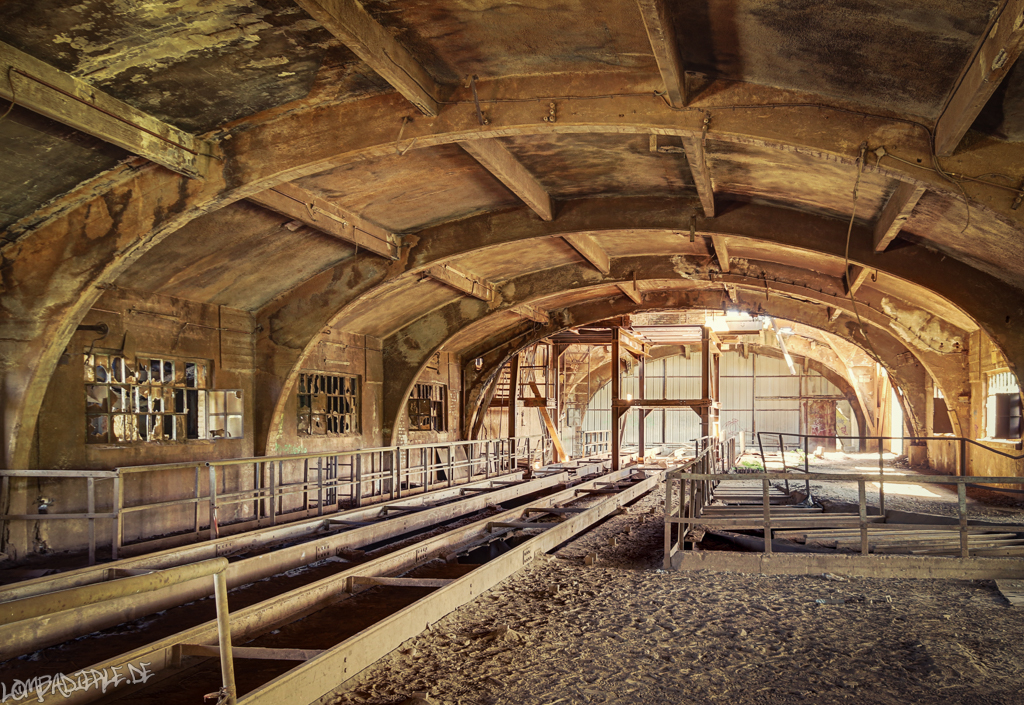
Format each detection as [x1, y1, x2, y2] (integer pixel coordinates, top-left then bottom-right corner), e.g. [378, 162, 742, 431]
[328, 454, 1024, 705]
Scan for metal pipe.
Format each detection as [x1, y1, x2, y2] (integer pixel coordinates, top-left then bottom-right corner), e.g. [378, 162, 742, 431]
[1, 557, 229, 625]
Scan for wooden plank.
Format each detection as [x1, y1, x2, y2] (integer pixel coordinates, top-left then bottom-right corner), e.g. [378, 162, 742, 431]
[618, 281, 643, 304]
[0, 41, 211, 179]
[528, 380, 567, 462]
[511, 304, 549, 324]
[681, 136, 715, 217]
[293, 0, 440, 116]
[934, 0, 1024, 155]
[350, 576, 454, 588]
[426, 264, 495, 301]
[180, 645, 324, 661]
[635, 0, 685, 107]
[460, 139, 554, 221]
[873, 181, 927, 252]
[710, 234, 730, 273]
[613, 398, 712, 408]
[248, 182, 398, 259]
[487, 521, 558, 530]
[563, 233, 610, 274]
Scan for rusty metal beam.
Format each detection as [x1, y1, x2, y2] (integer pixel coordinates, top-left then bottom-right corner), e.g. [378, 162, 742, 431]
[874, 181, 927, 252]
[460, 139, 554, 221]
[292, 0, 442, 116]
[248, 182, 399, 259]
[562, 233, 610, 274]
[426, 264, 495, 300]
[635, 0, 686, 107]
[0, 41, 212, 179]
[934, 0, 1024, 155]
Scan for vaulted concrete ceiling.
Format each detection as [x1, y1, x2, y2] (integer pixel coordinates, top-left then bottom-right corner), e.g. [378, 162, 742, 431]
[2, 0, 1024, 463]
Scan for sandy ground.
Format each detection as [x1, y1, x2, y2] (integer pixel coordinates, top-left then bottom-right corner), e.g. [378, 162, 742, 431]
[327, 470, 1024, 705]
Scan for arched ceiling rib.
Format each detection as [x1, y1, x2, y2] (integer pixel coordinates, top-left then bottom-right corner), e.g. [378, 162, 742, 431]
[3, 0, 1024, 468]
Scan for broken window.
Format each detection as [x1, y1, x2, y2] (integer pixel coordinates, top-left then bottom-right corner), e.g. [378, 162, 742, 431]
[85, 354, 242, 444]
[986, 372, 1022, 440]
[297, 373, 360, 436]
[408, 383, 447, 432]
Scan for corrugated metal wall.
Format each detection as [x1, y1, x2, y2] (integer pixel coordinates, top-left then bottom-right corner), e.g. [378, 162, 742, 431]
[583, 350, 845, 446]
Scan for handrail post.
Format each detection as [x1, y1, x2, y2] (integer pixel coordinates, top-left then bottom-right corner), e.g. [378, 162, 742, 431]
[858, 479, 868, 555]
[87, 477, 96, 566]
[317, 458, 324, 515]
[959, 437, 968, 477]
[208, 463, 219, 540]
[193, 464, 202, 538]
[762, 478, 772, 555]
[958, 481, 969, 558]
[269, 461, 276, 526]
[354, 454, 362, 508]
[213, 569, 237, 705]
[113, 473, 122, 560]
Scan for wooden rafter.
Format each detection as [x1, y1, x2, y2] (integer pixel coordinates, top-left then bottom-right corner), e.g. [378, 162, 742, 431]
[563, 233, 611, 275]
[844, 265, 871, 296]
[0, 41, 212, 179]
[874, 181, 927, 252]
[460, 139, 554, 221]
[934, 0, 1024, 155]
[711, 234, 730, 272]
[426, 264, 495, 301]
[293, 0, 441, 117]
[248, 182, 399, 259]
[635, 0, 686, 107]
[681, 136, 715, 217]
[618, 282, 643, 304]
[511, 304, 549, 324]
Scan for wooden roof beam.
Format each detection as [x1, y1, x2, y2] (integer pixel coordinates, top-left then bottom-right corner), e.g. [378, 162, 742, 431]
[0, 41, 212, 179]
[710, 234, 730, 272]
[844, 264, 871, 296]
[294, 0, 441, 117]
[874, 181, 927, 252]
[460, 139, 554, 221]
[248, 182, 399, 259]
[426, 264, 495, 301]
[635, 0, 686, 107]
[934, 0, 1024, 156]
[618, 282, 643, 305]
[681, 136, 715, 217]
[511, 304, 549, 325]
[562, 233, 610, 275]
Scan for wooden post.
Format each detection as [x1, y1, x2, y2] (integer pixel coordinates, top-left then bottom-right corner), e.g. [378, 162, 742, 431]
[700, 326, 710, 446]
[213, 569, 237, 705]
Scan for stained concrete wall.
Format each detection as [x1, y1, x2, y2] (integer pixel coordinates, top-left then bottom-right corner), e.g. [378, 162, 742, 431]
[9, 288, 256, 559]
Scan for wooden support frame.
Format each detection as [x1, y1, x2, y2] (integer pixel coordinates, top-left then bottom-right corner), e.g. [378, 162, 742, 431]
[511, 304, 549, 324]
[873, 181, 927, 252]
[460, 139, 554, 221]
[292, 0, 441, 116]
[0, 41, 212, 178]
[934, 0, 1024, 156]
[635, 0, 686, 107]
[681, 136, 715, 217]
[710, 234, 730, 272]
[426, 264, 495, 301]
[618, 281, 643, 304]
[248, 182, 398, 259]
[844, 264, 871, 295]
[562, 233, 610, 274]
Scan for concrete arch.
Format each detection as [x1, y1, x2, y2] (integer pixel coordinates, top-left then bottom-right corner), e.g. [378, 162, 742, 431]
[4, 82, 1022, 467]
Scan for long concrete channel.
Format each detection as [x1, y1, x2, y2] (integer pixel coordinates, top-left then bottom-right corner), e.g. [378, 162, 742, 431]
[0, 463, 607, 660]
[18, 461, 662, 705]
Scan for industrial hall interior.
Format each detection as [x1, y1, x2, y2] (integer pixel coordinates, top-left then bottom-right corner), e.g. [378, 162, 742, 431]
[2, 0, 1024, 703]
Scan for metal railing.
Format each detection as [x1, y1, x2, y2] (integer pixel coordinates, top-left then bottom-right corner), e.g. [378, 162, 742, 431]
[582, 430, 611, 456]
[663, 435, 737, 563]
[756, 432, 1024, 513]
[2, 435, 552, 564]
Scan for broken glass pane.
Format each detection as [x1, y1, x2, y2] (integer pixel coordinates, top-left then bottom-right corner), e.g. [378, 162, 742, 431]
[137, 359, 149, 383]
[151, 360, 162, 383]
[110, 387, 126, 413]
[84, 355, 95, 382]
[185, 362, 196, 388]
[86, 385, 107, 411]
[163, 360, 174, 384]
[87, 415, 108, 443]
[175, 389, 185, 414]
[112, 357, 123, 383]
